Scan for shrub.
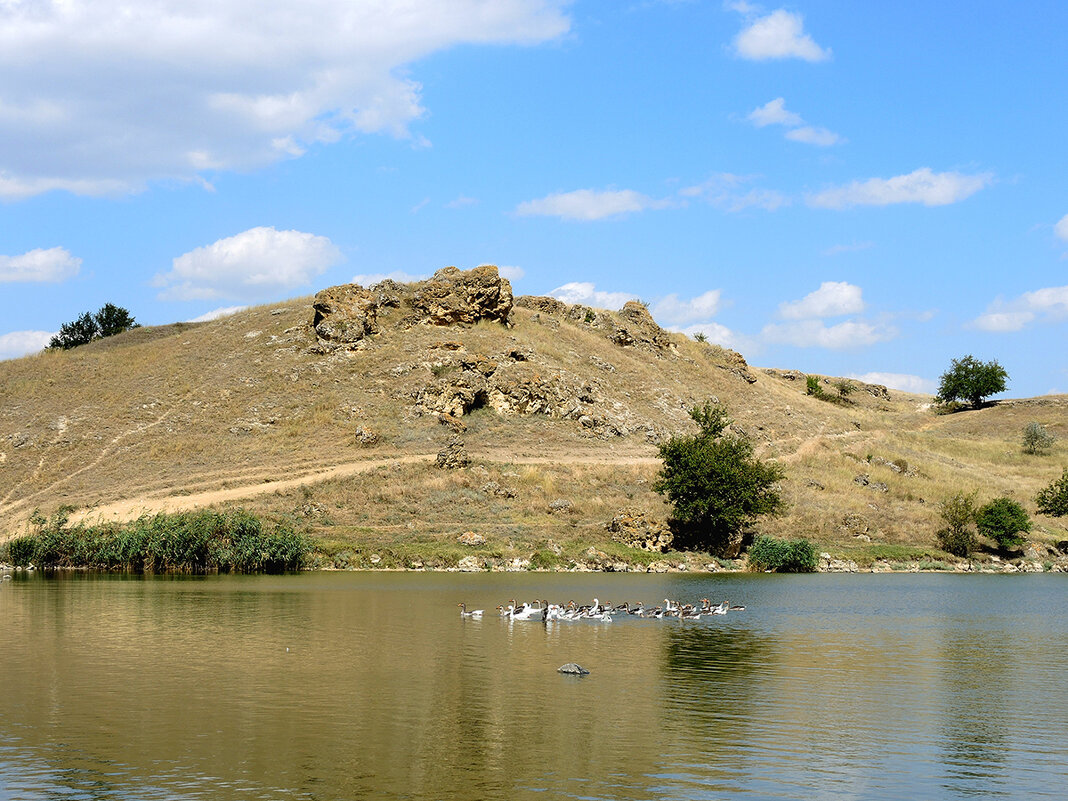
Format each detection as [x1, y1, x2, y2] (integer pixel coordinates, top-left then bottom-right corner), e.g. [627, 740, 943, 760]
[805, 375, 825, 398]
[693, 332, 708, 343]
[976, 497, 1031, 549]
[834, 380, 856, 400]
[1036, 468, 1068, 517]
[654, 401, 785, 555]
[747, 535, 818, 572]
[1022, 422, 1055, 455]
[936, 491, 978, 556]
[935, 355, 1008, 409]
[49, 303, 138, 350]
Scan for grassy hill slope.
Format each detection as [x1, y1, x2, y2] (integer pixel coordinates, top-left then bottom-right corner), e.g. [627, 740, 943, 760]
[2, 277, 1066, 571]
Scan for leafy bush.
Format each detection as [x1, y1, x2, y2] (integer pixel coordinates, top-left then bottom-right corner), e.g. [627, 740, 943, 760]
[1022, 422, 1055, 455]
[936, 491, 978, 556]
[747, 535, 818, 572]
[49, 303, 138, 350]
[834, 380, 855, 400]
[654, 402, 785, 555]
[805, 375, 824, 397]
[935, 355, 1008, 409]
[1036, 468, 1068, 517]
[976, 497, 1031, 549]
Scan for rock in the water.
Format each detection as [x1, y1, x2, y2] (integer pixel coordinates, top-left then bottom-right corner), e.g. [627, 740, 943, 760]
[557, 663, 590, 675]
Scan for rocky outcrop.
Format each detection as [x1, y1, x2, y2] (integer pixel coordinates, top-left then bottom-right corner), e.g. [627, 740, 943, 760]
[606, 507, 674, 552]
[312, 284, 378, 346]
[312, 265, 512, 347]
[435, 437, 471, 469]
[515, 296, 675, 355]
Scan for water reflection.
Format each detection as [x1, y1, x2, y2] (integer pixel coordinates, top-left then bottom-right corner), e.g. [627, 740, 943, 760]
[2, 573, 1068, 800]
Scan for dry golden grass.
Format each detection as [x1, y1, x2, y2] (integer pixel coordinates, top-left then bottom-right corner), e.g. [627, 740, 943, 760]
[2, 289, 1067, 566]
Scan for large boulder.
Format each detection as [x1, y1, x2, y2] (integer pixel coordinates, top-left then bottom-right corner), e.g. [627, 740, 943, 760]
[312, 284, 378, 345]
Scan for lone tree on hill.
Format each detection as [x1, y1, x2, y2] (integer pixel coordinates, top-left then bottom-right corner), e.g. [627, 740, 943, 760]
[935, 355, 1008, 409]
[654, 401, 785, 556]
[1022, 422, 1055, 455]
[49, 303, 138, 350]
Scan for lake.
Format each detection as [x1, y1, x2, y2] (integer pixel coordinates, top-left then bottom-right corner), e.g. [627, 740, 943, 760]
[1, 571, 1066, 800]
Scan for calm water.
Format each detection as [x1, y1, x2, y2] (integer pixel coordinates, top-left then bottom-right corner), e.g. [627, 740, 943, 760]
[1, 571, 1066, 800]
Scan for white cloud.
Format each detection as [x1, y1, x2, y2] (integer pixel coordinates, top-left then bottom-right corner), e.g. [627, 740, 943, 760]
[761, 319, 896, 349]
[733, 9, 830, 62]
[0, 1, 570, 198]
[678, 322, 752, 352]
[1055, 213, 1068, 242]
[747, 97, 802, 128]
[186, 306, 248, 323]
[849, 372, 937, 395]
[0, 330, 54, 360]
[784, 126, 842, 147]
[351, 270, 427, 286]
[496, 265, 526, 282]
[547, 281, 638, 310]
[808, 168, 993, 209]
[516, 189, 667, 221]
[0, 247, 81, 283]
[651, 290, 724, 325]
[156, 227, 342, 301]
[779, 281, 865, 319]
[745, 98, 842, 147]
[680, 174, 787, 211]
[970, 285, 1068, 331]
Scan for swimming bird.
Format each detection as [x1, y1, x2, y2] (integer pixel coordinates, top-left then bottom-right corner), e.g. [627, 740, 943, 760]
[458, 603, 483, 618]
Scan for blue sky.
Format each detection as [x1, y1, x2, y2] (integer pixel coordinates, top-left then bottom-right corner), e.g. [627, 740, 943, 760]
[2, 1, 1066, 397]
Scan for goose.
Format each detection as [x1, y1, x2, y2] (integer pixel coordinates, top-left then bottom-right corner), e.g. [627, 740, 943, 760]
[458, 603, 483, 618]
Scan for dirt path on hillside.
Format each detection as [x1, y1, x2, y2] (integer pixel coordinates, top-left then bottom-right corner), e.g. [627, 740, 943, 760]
[64, 451, 661, 526]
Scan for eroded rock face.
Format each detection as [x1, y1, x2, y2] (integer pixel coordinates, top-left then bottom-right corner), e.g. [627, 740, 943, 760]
[410, 265, 513, 326]
[312, 265, 513, 346]
[606, 507, 674, 553]
[312, 284, 378, 345]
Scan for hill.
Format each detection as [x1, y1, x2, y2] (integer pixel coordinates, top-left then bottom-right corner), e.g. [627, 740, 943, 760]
[2, 266, 1067, 572]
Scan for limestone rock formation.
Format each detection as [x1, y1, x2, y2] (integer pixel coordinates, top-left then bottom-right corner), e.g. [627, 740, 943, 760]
[436, 437, 471, 469]
[312, 265, 512, 347]
[606, 507, 674, 553]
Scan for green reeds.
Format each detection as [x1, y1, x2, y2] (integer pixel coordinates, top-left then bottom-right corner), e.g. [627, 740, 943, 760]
[4, 508, 308, 573]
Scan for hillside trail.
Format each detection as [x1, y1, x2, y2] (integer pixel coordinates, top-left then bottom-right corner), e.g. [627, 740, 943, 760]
[62, 450, 662, 526]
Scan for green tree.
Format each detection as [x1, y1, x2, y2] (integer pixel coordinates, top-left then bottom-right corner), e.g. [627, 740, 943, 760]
[1035, 468, 1068, 517]
[48, 312, 99, 350]
[935, 355, 1008, 409]
[1022, 422, 1055, 455]
[94, 303, 139, 338]
[936, 491, 978, 556]
[48, 304, 138, 350]
[653, 401, 785, 555]
[976, 497, 1031, 549]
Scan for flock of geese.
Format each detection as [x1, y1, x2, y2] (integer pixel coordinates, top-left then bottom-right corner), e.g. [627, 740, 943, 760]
[458, 597, 745, 623]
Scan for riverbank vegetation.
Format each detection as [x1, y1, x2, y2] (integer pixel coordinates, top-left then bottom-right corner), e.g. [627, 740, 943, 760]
[2, 508, 307, 572]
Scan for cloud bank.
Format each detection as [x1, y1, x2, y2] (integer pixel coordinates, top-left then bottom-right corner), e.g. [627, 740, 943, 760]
[0, 1, 570, 198]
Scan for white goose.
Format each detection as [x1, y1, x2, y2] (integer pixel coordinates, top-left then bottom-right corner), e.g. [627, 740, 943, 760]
[458, 603, 483, 618]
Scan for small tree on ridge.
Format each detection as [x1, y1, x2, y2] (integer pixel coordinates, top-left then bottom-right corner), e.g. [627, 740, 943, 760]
[935, 355, 1008, 409]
